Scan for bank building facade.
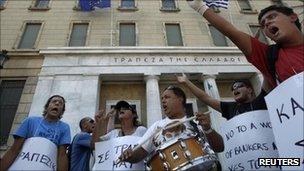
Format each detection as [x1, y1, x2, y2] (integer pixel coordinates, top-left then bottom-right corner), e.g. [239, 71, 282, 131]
[1, 0, 303, 162]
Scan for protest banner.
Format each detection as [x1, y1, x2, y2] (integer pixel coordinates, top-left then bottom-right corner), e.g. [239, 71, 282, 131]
[220, 110, 279, 170]
[9, 137, 57, 170]
[93, 136, 145, 170]
[265, 72, 304, 170]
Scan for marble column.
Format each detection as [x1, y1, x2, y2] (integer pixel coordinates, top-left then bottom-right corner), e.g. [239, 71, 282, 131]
[144, 75, 162, 127]
[251, 73, 263, 95]
[201, 75, 223, 130]
[201, 74, 226, 165]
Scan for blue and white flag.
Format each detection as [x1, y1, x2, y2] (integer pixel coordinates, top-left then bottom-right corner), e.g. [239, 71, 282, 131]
[205, 0, 229, 9]
[79, 0, 111, 11]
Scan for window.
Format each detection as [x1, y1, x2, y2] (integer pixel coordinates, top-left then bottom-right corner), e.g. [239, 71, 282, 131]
[119, 23, 136, 46]
[249, 25, 268, 44]
[69, 23, 88, 47]
[34, 0, 50, 8]
[0, 80, 25, 146]
[161, 0, 177, 10]
[165, 23, 183, 46]
[18, 23, 42, 49]
[237, 0, 252, 11]
[121, 0, 135, 8]
[0, 0, 7, 8]
[209, 25, 228, 46]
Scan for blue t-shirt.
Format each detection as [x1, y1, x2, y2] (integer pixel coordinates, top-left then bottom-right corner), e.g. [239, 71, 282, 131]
[70, 132, 92, 171]
[14, 116, 71, 146]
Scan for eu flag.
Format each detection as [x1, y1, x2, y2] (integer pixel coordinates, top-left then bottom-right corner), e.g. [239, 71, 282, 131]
[79, 0, 111, 11]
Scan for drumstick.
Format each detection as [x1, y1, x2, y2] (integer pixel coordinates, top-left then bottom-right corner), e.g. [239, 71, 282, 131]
[163, 111, 211, 131]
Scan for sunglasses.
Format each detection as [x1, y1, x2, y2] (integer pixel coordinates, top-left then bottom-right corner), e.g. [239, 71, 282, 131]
[231, 82, 246, 91]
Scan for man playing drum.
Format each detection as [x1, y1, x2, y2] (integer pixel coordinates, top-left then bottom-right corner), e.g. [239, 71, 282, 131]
[119, 86, 224, 170]
[0, 95, 71, 171]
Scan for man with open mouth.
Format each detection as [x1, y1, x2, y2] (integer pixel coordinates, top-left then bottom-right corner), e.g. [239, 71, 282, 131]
[187, 0, 303, 88]
[118, 86, 224, 170]
[1, 95, 71, 171]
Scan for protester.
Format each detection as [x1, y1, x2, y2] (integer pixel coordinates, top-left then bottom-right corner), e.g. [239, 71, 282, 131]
[187, 0, 304, 88]
[69, 117, 95, 171]
[0, 95, 71, 171]
[177, 73, 269, 120]
[119, 86, 224, 169]
[92, 100, 147, 143]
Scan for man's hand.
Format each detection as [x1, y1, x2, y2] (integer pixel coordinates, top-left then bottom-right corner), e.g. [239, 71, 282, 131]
[119, 148, 134, 163]
[94, 109, 115, 124]
[176, 73, 189, 84]
[94, 110, 105, 124]
[186, 0, 209, 15]
[195, 111, 211, 131]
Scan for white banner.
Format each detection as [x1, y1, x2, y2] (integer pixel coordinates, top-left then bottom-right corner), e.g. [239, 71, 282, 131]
[265, 72, 304, 170]
[93, 136, 145, 170]
[220, 110, 279, 170]
[9, 137, 57, 170]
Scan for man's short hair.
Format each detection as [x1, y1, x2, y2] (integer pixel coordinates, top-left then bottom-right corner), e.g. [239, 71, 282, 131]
[231, 79, 253, 91]
[79, 117, 91, 131]
[42, 95, 66, 119]
[164, 85, 186, 108]
[258, 5, 301, 31]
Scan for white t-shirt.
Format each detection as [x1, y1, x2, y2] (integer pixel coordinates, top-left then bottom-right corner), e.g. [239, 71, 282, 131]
[140, 116, 215, 155]
[100, 126, 147, 141]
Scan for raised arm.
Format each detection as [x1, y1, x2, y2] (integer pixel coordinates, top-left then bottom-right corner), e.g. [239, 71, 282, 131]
[91, 110, 110, 149]
[187, 0, 252, 56]
[177, 73, 222, 112]
[0, 137, 25, 171]
[106, 108, 116, 133]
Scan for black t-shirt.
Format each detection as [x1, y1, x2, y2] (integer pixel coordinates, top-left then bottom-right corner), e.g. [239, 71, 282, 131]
[220, 90, 267, 120]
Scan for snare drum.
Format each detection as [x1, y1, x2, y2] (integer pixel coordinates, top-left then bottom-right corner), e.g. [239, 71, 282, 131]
[146, 136, 218, 171]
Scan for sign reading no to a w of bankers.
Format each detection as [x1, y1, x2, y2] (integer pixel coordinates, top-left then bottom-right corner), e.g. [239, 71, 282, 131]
[9, 137, 57, 171]
[220, 110, 279, 171]
[265, 72, 304, 171]
[93, 136, 145, 171]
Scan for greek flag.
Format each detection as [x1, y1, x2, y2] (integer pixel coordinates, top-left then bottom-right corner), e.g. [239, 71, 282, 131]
[79, 0, 111, 11]
[205, 0, 229, 9]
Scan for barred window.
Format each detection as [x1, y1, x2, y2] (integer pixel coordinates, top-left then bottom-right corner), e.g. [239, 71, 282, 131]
[209, 25, 228, 46]
[165, 23, 183, 46]
[119, 23, 136, 46]
[69, 23, 89, 47]
[18, 23, 41, 49]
